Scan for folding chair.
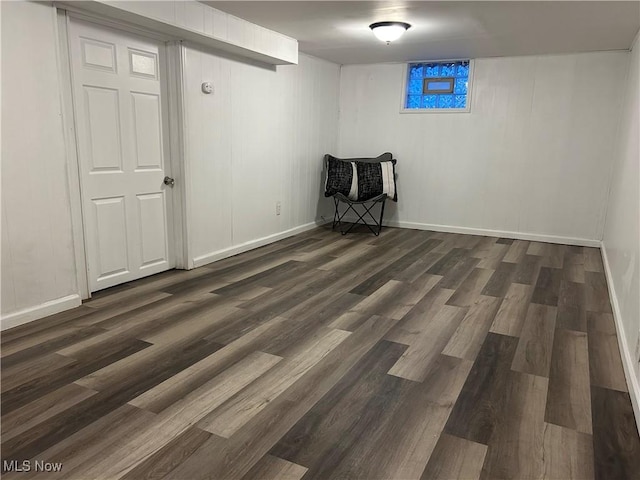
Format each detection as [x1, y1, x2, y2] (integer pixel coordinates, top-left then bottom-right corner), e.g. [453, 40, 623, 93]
[323, 152, 397, 236]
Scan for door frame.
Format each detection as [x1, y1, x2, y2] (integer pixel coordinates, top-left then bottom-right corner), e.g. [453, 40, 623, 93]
[56, 8, 191, 299]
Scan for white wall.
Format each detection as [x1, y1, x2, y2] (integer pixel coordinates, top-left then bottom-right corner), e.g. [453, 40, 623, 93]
[0, 3, 630, 336]
[0, 2, 338, 329]
[338, 52, 629, 244]
[602, 32, 640, 423]
[1, 1, 80, 328]
[182, 46, 340, 266]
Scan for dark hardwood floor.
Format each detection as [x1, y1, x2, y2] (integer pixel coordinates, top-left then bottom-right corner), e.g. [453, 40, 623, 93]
[2, 226, 639, 479]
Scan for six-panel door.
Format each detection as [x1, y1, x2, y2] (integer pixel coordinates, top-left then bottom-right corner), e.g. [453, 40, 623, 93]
[68, 18, 174, 292]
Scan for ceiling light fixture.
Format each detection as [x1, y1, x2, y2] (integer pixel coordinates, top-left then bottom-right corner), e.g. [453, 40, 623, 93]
[369, 21, 411, 44]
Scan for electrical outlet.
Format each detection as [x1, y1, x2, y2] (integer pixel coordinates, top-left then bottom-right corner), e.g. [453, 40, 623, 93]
[276, 201, 281, 216]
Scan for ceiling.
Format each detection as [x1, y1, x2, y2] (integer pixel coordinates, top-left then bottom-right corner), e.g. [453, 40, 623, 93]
[204, 1, 640, 64]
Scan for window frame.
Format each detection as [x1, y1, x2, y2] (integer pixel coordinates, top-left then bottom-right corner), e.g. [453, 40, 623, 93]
[400, 59, 475, 114]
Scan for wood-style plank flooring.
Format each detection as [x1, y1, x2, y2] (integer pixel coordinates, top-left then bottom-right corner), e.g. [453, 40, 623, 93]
[2, 226, 639, 479]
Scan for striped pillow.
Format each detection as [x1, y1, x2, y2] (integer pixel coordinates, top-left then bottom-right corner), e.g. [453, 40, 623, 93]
[355, 160, 397, 202]
[324, 153, 397, 202]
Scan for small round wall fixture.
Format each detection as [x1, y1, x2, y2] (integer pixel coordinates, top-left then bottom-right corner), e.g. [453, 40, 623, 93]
[369, 21, 411, 44]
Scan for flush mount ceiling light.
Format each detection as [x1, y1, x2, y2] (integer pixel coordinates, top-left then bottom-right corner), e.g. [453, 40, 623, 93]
[369, 21, 411, 44]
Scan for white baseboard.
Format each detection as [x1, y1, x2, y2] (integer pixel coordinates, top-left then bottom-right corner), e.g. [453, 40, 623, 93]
[601, 242, 640, 437]
[337, 216, 601, 247]
[1, 294, 82, 331]
[192, 220, 325, 268]
[386, 220, 602, 247]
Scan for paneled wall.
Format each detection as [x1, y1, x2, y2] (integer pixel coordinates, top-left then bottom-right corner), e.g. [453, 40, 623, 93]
[602, 32, 640, 422]
[338, 52, 628, 244]
[1, 1, 80, 327]
[182, 46, 340, 266]
[0, 2, 337, 326]
[0, 2, 632, 337]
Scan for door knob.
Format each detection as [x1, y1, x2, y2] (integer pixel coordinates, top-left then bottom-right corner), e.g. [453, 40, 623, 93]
[163, 176, 175, 187]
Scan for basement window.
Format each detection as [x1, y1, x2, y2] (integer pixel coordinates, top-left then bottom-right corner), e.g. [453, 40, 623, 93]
[402, 60, 473, 113]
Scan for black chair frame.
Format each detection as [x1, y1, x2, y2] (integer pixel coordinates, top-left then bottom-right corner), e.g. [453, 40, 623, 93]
[331, 193, 387, 236]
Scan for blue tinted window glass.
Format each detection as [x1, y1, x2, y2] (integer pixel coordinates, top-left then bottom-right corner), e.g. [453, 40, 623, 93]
[425, 64, 440, 77]
[426, 80, 453, 92]
[438, 95, 454, 108]
[441, 63, 456, 76]
[409, 77, 423, 94]
[454, 78, 468, 94]
[409, 64, 423, 79]
[406, 60, 471, 110]
[422, 95, 437, 108]
[407, 95, 421, 109]
[456, 63, 470, 77]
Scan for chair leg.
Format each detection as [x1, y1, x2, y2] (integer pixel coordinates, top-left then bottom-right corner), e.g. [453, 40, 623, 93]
[377, 199, 386, 235]
[332, 197, 340, 231]
[338, 203, 359, 235]
[333, 199, 357, 235]
[332, 197, 386, 236]
[359, 202, 380, 236]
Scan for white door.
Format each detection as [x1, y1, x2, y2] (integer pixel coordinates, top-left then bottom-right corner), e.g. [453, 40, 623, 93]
[68, 18, 175, 292]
